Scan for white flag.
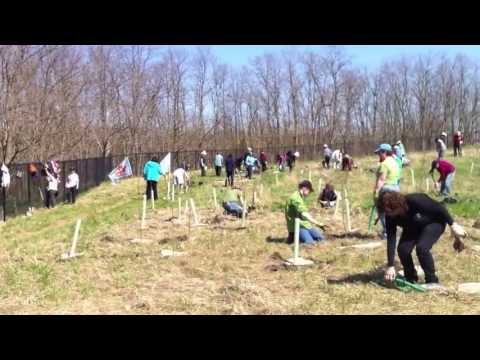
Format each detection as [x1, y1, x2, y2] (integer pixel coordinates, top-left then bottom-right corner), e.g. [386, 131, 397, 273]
[159, 153, 171, 174]
[108, 157, 133, 184]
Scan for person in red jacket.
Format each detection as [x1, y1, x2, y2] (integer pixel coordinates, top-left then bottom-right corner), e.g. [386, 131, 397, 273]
[453, 131, 464, 157]
[429, 159, 456, 201]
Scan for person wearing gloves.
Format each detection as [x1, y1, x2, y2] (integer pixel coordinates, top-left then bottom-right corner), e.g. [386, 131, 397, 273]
[379, 191, 467, 289]
[143, 157, 163, 200]
[65, 167, 79, 204]
[285, 180, 328, 245]
[374, 143, 401, 239]
[199, 150, 208, 177]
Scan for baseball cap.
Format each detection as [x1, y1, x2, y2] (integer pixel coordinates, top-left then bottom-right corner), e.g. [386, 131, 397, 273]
[374, 143, 392, 153]
[441, 132, 447, 137]
[396, 140, 401, 145]
[299, 180, 314, 192]
[323, 144, 328, 148]
[201, 150, 207, 156]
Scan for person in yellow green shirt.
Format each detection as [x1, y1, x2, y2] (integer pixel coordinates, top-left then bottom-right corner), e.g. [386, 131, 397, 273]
[373, 143, 401, 239]
[285, 180, 327, 245]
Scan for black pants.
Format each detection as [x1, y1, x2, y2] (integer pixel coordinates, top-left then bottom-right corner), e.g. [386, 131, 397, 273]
[67, 188, 77, 204]
[287, 160, 294, 172]
[322, 156, 331, 169]
[46, 190, 56, 208]
[201, 166, 207, 177]
[225, 170, 234, 187]
[215, 166, 222, 176]
[260, 160, 267, 172]
[397, 223, 444, 284]
[246, 165, 253, 179]
[453, 144, 462, 157]
[146, 180, 158, 200]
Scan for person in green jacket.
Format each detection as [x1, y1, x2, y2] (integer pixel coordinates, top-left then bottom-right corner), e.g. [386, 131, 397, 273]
[143, 157, 163, 200]
[285, 180, 327, 245]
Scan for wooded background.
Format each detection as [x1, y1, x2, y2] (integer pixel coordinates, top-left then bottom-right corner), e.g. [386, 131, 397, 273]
[1, 45, 479, 165]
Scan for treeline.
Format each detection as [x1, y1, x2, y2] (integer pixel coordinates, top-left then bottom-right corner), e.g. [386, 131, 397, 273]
[1, 45, 479, 165]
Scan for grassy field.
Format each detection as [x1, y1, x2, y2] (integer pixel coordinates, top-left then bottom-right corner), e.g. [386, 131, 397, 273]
[1, 147, 480, 314]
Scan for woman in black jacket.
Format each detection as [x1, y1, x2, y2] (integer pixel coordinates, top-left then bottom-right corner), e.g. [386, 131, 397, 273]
[378, 192, 467, 287]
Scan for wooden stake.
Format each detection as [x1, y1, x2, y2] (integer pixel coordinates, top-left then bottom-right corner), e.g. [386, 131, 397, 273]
[178, 197, 182, 219]
[426, 178, 430, 192]
[151, 190, 155, 210]
[184, 199, 189, 218]
[167, 178, 171, 201]
[141, 195, 147, 229]
[171, 182, 175, 201]
[69, 219, 82, 256]
[294, 218, 300, 261]
[308, 169, 312, 182]
[317, 178, 322, 193]
[471, 162, 475, 174]
[345, 199, 352, 233]
[275, 172, 279, 185]
[213, 188, 218, 209]
[189, 198, 199, 225]
[410, 168, 415, 190]
[334, 192, 341, 217]
[253, 191, 257, 206]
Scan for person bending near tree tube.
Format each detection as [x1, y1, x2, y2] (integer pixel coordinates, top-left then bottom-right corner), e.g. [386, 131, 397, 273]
[429, 159, 456, 200]
[285, 180, 327, 245]
[379, 191, 467, 287]
[225, 154, 235, 187]
[374, 143, 400, 239]
[222, 188, 246, 218]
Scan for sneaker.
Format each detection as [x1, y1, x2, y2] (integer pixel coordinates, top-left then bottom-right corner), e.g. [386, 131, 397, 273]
[422, 283, 447, 291]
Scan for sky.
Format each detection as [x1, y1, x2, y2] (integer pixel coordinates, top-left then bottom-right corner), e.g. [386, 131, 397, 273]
[176, 45, 480, 69]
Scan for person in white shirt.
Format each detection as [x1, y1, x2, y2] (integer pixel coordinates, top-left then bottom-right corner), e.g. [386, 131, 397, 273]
[45, 168, 59, 208]
[214, 152, 224, 177]
[173, 166, 190, 193]
[331, 149, 343, 170]
[66, 167, 79, 204]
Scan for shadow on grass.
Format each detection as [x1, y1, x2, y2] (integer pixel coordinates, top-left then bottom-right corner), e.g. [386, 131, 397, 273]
[265, 236, 290, 244]
[327, 267, 385, 285]
[330, 231, 376, 240]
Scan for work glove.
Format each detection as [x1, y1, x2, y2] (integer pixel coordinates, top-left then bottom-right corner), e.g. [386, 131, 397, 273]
[451, 222, 467, 239]
[384, 266, 396, 282]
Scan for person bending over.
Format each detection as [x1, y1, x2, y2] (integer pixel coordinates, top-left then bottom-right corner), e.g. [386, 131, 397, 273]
[429, 159, 456, 201]
[379, 191, 466, 288]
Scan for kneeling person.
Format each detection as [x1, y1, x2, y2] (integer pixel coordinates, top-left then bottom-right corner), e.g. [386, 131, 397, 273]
[318, 183, 337, 208]
[222, 188, 246, 218]
[285, 180, 327, 245]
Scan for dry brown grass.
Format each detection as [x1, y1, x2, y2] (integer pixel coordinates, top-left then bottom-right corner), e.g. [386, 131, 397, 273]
[1, 149, 480, 314]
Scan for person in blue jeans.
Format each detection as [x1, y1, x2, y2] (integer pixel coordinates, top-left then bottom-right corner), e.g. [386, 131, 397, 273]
[285, 180, 328, 245]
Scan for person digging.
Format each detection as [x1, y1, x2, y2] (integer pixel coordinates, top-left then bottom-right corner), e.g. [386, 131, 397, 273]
[429, 159, 457, 203]
[379, 191, 467, 290]
[285, 180, 328, 245]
